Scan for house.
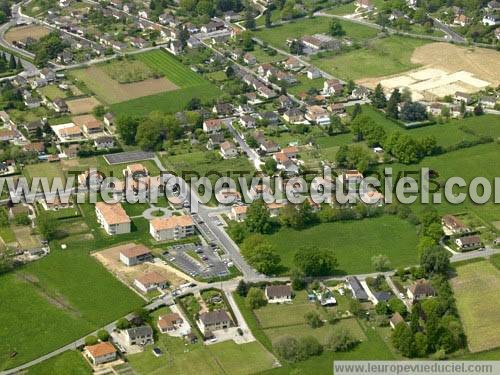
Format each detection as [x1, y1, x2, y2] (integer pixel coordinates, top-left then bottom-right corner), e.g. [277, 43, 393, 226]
[94, 136, 115, 149]
[0, 129, 19, 142]
[187, 37, 201, 49]
[267, 202, 285, 217]
[260, 140, 279, 154]
[59, 125, 82, 140]
[23, 120, 44, 136]
[488, 0, 500, 9]
[23, 141, 45, 154]
[203, 118, 223, 133]
[339, 170, 363, 188]
[95, 202, 131, 235]
[24, 96, 40, 109]
[207, 133, 225, 150]
[441, 215, 470, 234]
[351, 86, 370, 100]
[265, 284, 292, 303]
[124, 325, 154, 346]
[52, 97, 68, 113]
[427, 102, 444, 116]
[82, 119, 103, 135]
[453, 14, 470, 26]
[138, 10, 149, 19]
[158, 313, 183, 333]
[150, 215, 195, 241]
[220, 141, 238, 158]
[483, 13, 500, 26]
[243, 53, 256, 65]
[240, 115, 256, 129]
[159, 12, 175, 25]
[479, 96, 497, 108]
[257, 85, 277, 99]
[123, 163, 148, 179]
[355, 0, 373, 9]
[305, 67, 321, 80]
[119, 243, 152, 266]
[40, 68, 55, 81]
[134, 271, 168, 293]
[40, 196, 73, 211]
[259, 111, 280, 125]
[455, 235, 481, 250]
[282, 146, 298, 159]
[283, 57, 303, 71]
[346, 276, 368, 300]
[277, 95, 294, 109]
[283, 108, 305, 124]
[389, 312, 404, 329]
[201, 21, 225, 33]
[305, 105, 330, 125]
[327, 102, 345, 114]
[213, 103, 233, 117]
[406, 279, 436, 301]
[57, 50, 73, 64]
[84, 342, 117, 365]
[454, 91, 473, 104]
[229, 205, 247, 222]
[199, 310, 232, 335]
[323, 79, 344, 96]
[65, 144, 80, 158]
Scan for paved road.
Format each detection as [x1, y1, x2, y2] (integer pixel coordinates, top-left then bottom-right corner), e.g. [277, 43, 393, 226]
[225, 120, 262, 171]
[429, 16, 466, 43]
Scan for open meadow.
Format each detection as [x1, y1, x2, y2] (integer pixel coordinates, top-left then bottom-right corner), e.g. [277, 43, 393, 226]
[264, 215, 419, 275]
[450, 260, 500, 353]
[5, 24, 50, 43]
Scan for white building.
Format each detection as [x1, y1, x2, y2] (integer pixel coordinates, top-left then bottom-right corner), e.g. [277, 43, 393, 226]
[95, 202, 130, 235]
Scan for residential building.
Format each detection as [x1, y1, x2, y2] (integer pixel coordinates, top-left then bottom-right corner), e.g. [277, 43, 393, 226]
[199, 310, 232, 335]
[389, 312, 404, 329]
[103, 113, 114, 127]
[479, 96, 497, 108]
[356, 0, 373, 9]
[277, 95, 294, 109]
[323, 79, 344, 96]
[134, 272, 168, 293]
[453, 14, 470, 26]
[124, 325, 154, 346]
[455, 235, 481, 250]
[282, 146, 298, 159]
[213, 103, 233, 117]
[283, 108, 305, 124]
[305, 67, 321, 79]
[260, 140, 279, 154]
[220, 141, 238, 158]
[203, 118, 223, 133]
[346, 276, 368, 300]
[406, 279, 436, 301]
[84, 342, 117, 365]
[454, 91, 473, 104]
[243, 53, 256, 65]
[265, 284, 292, 303]
[283, 57, 303, 71]
[441, 215, 470, 234]
[94, 136, 115, 149]
[158, 313, 183, 333]
[240, 115, 256, 129]
[95, 202, 131, 235]
[305, 105, 330, 125]
[267, 202, 285, 217]
[53, 98, 68, 112]
[229, 205, 247, 222]
[150, 215, 195, 241]
[483, 13, 500, 26]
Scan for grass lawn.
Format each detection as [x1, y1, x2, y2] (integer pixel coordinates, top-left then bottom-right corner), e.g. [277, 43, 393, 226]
[264, 215, 419, 275]
[23, 162, 66, 184]
[450, 260, 500, 353]
[26, 350, 91, 375]
[288, 75, 324, 95]
[69, 156, 161, 178]
[264, 318, 366, 345]
[253, 16, 378, 49]
[0, 242, 144, 369]
[326, 3, 357, 15]
[254, 290, 328, 328]
[39, 85, 68, 101]
[0, 225, 16, 243]
[311, 36, 429, 81]
[250, 46, 286, 64]
[491, 254, 500, 271]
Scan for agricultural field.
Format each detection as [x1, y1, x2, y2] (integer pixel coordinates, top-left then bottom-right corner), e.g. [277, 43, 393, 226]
[100, 58, 159, 83]
[312, 36, 428, 81]
[450, 260, 500, 353]
[264, 215, 419, 275]
[0, 244, 144, 370]
[253, 16, 378, 49]
[4, 25, 50, 43]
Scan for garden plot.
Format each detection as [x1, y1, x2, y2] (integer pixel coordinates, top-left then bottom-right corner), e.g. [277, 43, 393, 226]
[66, 97, 102, 114]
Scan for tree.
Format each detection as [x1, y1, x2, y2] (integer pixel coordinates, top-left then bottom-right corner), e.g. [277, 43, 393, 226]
[424, 222, 443, 241]
[375, 302, 389, 315]
[236, 279, 249, 296]
[244, 7, 256, 30]
[264, 158, 277, 175]
[371, 254, 391, 271]
[245, 199, 271, 234]
[228, 221, 247, 243]
[37, 215, 57, 240]
[289, 39, 303, 55]
[420, 246, 450, 275]
[265, 9, 272, 28]
[116, 115, 139, 145]
[291, 269, 306, 290]
[116, 318, 130, 330]
[14, 213, 31, 226]
[241, 235, 281, 275]
[372, 83, 387, 109]
[93, 105, 106, 118]
[414, 331, 428, 357]
[246, 287, 268, 309]
[400, 102, 428, 122]
[388, 297, 407, 316]
[297, 336, 323, 359]
[473, 103, 484, 116]
[325, 327, 357, 352]
[85, 335, 98, 346]
[294, 246, 337, 276]
[329, 19, 345, 36]
[8, 54, 16, 70]
[386, 89, 401, 119]
[97, 329, 110, 341]
[186, 97, 201, 110]
[349, 298, 361, 316]
[304, 311, 323, 328]
[241, 31, 254, 51]
[273, 335, 300, 362]
[392, 322, 415, 357]
[351, 103, 362, 119]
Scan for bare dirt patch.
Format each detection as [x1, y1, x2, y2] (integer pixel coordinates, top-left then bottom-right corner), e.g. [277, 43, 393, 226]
[66, 97, 102, 114]
[70, 65, 178, 104]
[93, 244, 187, 292]
[5, 25, 50, 43]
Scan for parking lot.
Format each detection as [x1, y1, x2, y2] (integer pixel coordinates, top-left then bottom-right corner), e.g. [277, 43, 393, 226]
[162, 243, 230, 279]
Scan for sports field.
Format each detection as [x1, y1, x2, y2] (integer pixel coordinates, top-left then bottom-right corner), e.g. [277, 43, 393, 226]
[450, 260, 500, 353]
[264, 215, 419, 275]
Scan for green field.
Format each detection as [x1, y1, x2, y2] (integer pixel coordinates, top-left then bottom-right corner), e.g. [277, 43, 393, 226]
[312, 36, 428, 81]
[101, 58, 158, 83]
[0, 245, 144, 369]
[39, 85, 68, 101]
[26, 350, 91, 375]
[264, 215, 419, 275]
[450, 260, 500, 353]
[253, 16, 378, 49]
